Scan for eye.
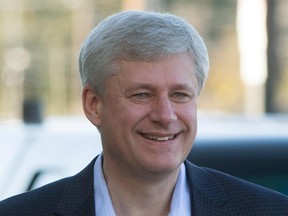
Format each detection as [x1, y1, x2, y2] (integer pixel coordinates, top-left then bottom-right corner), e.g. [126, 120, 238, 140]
[171, 92, 192, 102]
[132, 92, 151, 98]
[129, 92, 153, 103]
[174, 92, 188, 97]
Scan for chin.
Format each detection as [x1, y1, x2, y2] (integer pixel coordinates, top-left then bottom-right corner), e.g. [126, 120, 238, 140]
[144, 157, 183, 174]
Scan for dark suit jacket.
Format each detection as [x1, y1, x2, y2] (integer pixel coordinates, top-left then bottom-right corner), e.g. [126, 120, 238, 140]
[0, 158, 287, 216]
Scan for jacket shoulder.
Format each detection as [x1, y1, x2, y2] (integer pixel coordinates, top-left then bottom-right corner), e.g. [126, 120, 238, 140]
[0, 157, 96, 216]
[0, 176, 70, 216]
[185, 161, 288, 214]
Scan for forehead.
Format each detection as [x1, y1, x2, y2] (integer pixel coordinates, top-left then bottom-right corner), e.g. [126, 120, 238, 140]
[108, 54, 198, 92]
[120, 54, 195, 77]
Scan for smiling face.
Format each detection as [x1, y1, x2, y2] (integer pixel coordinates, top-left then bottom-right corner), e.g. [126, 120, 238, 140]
[84, 53, 198, 178]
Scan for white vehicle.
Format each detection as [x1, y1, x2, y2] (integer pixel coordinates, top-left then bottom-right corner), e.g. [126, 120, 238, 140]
[0, 116, 102, 200]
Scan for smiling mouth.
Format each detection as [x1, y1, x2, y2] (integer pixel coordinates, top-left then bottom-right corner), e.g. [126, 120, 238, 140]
[141, 134, 177, 141]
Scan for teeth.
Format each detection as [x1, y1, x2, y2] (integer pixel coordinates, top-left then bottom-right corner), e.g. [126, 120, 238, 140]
[144, 135, 175, 141]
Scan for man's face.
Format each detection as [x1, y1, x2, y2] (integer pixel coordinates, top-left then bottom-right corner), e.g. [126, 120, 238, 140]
[93, 53, 198, 176]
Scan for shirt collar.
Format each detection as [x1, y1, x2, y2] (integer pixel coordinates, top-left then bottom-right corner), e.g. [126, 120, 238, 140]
[94, 153, 191, 215]
[94, 153, 116, 216]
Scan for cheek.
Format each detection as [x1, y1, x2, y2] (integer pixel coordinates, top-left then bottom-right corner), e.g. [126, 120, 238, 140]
[101, 99, 146, 130]
[178, 105, 198, 140]
[177, 103, 197, 122]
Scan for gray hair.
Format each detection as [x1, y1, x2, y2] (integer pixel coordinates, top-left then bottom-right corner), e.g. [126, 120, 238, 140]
[78, 10, 209, 96]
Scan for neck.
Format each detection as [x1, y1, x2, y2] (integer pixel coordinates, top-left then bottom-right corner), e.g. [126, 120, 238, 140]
[102, 156, 180, 216]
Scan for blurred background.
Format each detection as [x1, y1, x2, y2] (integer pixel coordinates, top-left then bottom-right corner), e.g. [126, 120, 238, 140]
[0, 0, 287, 121]
[1, 0, 288, 200]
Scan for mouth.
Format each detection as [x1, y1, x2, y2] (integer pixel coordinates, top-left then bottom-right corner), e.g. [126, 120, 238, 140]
[141, 133, 178, 142]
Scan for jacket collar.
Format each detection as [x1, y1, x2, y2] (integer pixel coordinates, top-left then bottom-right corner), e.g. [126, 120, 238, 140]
[54, 158, 96, 216]
[185, 160, 229, 215]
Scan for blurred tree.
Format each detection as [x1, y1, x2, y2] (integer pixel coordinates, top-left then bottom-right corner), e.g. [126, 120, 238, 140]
[0, 0, 26, 119]
[122, 0, 168, 11]
[266, 0, 281, 113]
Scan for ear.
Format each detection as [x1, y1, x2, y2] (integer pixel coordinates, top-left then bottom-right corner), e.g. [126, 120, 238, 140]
[82, 85, 103, 127]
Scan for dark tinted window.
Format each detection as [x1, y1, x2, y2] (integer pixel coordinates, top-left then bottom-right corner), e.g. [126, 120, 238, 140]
[187, 137, 288, 195]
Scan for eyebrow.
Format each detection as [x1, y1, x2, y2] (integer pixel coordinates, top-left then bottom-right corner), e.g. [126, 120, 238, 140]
[124, 83, 156, 93]
[125, 83, 197, 94]
[170, 84, 197, 92]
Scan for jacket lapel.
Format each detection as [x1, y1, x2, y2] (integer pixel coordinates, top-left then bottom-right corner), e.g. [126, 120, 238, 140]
[53, 158, 230, 216]
[185, 160, 229, 216]
[54, 158, 97, 216]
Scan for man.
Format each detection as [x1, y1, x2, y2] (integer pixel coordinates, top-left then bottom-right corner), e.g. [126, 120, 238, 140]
[0, 10, 287, 216]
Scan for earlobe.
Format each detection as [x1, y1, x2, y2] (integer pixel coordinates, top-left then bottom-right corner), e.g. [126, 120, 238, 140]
[82, 85, 102, 127]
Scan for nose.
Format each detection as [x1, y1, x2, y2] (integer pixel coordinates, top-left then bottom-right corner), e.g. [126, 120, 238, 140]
[149, 96, 177, 126]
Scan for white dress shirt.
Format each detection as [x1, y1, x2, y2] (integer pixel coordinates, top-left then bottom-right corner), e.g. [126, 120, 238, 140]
[94, 153, 191, 215]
